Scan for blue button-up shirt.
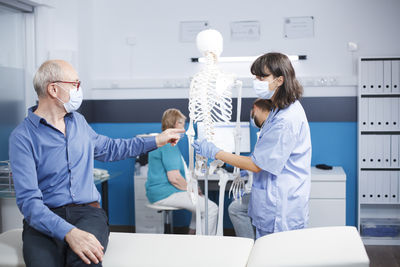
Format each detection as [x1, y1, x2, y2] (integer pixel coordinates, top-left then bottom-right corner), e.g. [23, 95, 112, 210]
[9, 107, 157, 240]
[249, 101, 311, 233]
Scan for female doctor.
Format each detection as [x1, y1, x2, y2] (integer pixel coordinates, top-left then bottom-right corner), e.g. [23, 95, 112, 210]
[193, 52, 312, 239]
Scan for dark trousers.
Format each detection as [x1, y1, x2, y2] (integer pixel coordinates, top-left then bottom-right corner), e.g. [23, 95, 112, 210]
[22, 205, 109, 267]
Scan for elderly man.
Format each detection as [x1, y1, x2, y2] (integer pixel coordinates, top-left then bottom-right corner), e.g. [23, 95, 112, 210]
[9, 59, 183, 267]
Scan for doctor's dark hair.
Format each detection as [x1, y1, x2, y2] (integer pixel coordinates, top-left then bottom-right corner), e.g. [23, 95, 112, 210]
[253, 99, 273, 111]
[162, 108, 186, 131]
[251, 52, 303, 109]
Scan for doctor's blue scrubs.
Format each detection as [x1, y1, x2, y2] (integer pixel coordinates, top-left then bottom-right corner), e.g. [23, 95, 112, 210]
[249, 100, 312, 238]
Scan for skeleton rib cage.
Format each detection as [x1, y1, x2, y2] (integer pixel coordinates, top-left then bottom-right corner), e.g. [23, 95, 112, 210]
[189, 61, 235, 141]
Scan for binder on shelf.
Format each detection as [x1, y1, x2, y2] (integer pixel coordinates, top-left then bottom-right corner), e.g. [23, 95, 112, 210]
[375, 61, 384, 94]
[367, 171, 375, 202]
[390, 171, 398, 203]
[397, 98, 400, 131]
[360, 61, 368, 94]
[359, 171, 368, 203]
[375, 98, 384, 130]
[383, 61, 392, 93]
[360, 135, 367, 168]
[392, 60, 400, 93]
[367, 135, 375, 168]
[368, 98, 376, 130]
[375, 135, 384, 167]
[389, 98, 395, 131]
[360, 98, 368, 131]
[383, 98, 391, 131]
[368, 61, 376, 93]
[382, 171, 391, 203]
[392, 98, 400, 131]
[383, 135, 391, 168]
[391, 135, 399, 168]
[374, 171, 383, 202]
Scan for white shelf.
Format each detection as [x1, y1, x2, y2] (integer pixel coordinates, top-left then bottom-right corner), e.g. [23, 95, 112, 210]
[362, 237, 400, 246]
[311, 166, 345, 181]
[357, 56, 400, 245]
[360, 93, 400, 96]
[360, 202, 400, 205]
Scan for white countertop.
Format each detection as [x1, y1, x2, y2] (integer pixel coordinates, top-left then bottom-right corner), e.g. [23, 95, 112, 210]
[197, 166, 346, 182]
[311, 166, 346, 182]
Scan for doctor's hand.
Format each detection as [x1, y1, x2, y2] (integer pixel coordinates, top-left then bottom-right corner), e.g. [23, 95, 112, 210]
[192, 139, 221, 160]
[156, 128, 185, 147]
[240, 170, 249, 177]
[65, 228, 104, 265]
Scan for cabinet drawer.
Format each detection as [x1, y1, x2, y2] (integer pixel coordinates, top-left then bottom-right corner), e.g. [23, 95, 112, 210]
[308, 199, 345, 228]
[134, 191, 148, 201]
[134, 202, 149, 212]
[136, 212, 163, 224]
[134, 180, 148, 201]
[134, 179, 146, 192]
[135, 205, 161, 216]
[135, 211, 163, 227]
[310, 181, 346, 199]
[136, 224, 163, 234]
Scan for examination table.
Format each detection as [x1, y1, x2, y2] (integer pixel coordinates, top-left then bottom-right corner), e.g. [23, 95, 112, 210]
[0, 226, 369, 267]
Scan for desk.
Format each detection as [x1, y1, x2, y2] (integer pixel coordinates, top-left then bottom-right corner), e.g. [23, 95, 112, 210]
[0, 169, 115, 233]
[93, 171, 115, 218]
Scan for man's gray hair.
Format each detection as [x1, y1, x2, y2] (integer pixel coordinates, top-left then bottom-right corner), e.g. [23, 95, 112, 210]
[33, 60, 64, 97]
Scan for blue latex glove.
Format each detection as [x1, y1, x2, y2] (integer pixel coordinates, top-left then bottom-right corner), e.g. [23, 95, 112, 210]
[192, 139, 221, 160]
[240, 170, 249, 177]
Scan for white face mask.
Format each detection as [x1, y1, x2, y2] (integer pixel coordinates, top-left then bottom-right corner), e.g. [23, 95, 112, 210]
[250, 115, 260, 129]
[253, 78, 278, 99]
[56, 84, 83, 113]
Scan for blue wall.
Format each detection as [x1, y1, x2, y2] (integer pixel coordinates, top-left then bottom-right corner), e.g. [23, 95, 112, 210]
[91, 121, 358, 228]
[309, 122, 357, 226]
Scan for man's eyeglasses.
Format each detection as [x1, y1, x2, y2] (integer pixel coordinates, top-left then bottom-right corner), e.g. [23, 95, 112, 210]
[53, 80, 81, 90]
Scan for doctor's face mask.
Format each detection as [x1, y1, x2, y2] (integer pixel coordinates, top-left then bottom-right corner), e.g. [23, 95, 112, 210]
[253, 77, 278, 100]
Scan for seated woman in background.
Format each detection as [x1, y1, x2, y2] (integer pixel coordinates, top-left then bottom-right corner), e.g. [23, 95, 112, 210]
[145, 108, 218, 235]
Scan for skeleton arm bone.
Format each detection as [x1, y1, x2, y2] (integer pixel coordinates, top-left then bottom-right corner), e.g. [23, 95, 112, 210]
[186, 119, 195, 173]
[216, 169, 229, 236]
[233, 80, 242, 174]
[230, 80, 243, 200]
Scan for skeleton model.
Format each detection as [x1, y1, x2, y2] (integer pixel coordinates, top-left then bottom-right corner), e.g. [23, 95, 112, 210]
[186, 29, 244, 236]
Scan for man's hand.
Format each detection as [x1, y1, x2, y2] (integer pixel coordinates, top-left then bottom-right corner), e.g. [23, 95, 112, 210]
[156, 128, 185, 147]
[65, 228, 104, 265]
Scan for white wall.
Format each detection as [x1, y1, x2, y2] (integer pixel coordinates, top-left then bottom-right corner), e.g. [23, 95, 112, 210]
[0, 10, 25, 69]
[0, 9, 25, 104]
[34, 0, 400, 99]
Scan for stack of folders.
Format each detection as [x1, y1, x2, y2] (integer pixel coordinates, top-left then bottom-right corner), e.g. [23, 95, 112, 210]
[359, 135, 399, 168]
[359, 60, 400, 95]
[359, 97, 400, 131]
[359, 171, 399, 204]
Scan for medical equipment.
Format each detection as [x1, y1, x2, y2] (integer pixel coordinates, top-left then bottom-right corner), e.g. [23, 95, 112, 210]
[186, 29, 243, 235]
[197, 122, 251, 153]
[0, 161, 13, 194]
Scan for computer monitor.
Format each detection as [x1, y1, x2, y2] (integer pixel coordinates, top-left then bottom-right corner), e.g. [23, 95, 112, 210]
[197, 122, 251, 153]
